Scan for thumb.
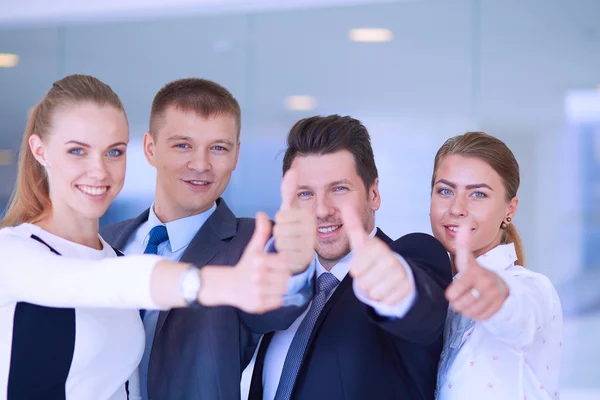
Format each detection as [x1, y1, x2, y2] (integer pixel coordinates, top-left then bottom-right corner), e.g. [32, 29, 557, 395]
[280, 169, 298, 210]
[246, 212, 272, 253]
[339, 204, 368, 250]
[454, 225, 475, 273]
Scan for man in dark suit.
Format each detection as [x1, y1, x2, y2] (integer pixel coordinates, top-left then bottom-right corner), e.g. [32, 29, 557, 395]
[249, 115, 453, 400]
[101, 78, 316, 400]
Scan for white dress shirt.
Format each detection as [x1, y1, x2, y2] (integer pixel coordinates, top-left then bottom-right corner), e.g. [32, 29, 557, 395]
[436, 243, 563, 400]
[262, 228, 417, 400]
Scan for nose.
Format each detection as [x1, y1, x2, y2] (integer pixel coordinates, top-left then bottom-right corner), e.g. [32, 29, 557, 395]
[188, 149, 211, 173]
[315, 193, 336, 220]
[449, 194, 468, 218]
[87, 154, 108, 181]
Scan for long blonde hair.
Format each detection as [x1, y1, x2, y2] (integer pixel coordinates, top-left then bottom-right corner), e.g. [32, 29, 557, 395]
[1, 74, 125, 227]
[431, 131, 525, 266]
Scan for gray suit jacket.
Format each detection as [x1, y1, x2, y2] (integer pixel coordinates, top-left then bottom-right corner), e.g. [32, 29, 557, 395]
[101, 198, 312, 400]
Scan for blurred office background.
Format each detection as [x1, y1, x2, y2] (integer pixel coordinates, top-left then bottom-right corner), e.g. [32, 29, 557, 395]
[1, 0, 599, 398]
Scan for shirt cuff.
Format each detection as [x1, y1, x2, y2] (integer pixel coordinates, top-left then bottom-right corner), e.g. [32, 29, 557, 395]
[353, 253, 417, 318]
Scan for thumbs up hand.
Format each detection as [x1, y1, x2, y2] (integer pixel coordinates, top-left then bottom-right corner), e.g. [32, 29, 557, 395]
[445, 225, 509, 320]
[272, 169, 317, 275]
[341, 205, 413, 306]
[229, 212, 291, 313]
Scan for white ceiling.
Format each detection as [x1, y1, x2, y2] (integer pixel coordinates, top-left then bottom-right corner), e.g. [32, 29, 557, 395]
[0, 0, 402, 26]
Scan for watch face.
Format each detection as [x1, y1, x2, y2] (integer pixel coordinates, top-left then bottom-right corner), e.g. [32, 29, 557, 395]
[182, 268, 201, 302]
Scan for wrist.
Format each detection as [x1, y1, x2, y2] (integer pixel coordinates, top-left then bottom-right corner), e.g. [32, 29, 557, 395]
[197, 266, 238, 307]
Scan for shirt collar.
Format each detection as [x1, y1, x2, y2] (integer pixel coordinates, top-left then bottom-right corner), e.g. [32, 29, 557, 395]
[143, 202, 217, 252]
[315, 226, 378, 282]
[475, 243, 518, 272]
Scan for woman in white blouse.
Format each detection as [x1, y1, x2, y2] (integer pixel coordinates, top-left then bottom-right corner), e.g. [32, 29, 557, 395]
[430, 132, 563, 400]
[0, 74, 292, 400]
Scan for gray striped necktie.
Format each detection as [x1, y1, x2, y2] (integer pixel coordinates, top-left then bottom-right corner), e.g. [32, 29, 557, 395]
[274, 272, 340, 400]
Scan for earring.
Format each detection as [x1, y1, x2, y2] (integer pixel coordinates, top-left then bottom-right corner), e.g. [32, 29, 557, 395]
[506, 217, 512, 223]
[500, 222, 507, 229]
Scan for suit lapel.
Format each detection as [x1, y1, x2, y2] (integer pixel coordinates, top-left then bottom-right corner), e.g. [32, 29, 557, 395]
[375, 227, 392, 244]
[154, 198, 239, 338]
[112, 209, 150, 250]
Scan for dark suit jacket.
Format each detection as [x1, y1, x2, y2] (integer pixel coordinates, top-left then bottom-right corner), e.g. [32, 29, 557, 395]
[101, 198, 312, 400]
[249, 229, 452, 400]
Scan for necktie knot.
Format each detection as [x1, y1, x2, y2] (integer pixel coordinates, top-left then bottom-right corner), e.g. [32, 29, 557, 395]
[316, 272, 339, 296]
[144, 225, 169, 254]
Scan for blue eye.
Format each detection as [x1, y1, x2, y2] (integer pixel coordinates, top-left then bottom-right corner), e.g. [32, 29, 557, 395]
[299, 191, 312, 199]
[438, 188, 452, 195]
[333, 187, 347, 192]
[212, 145, 227, 151]
[176, 143, 190, 149]
[69, 148, 84, 156]
[471, 191, 487, 198]
[107, 149, 122, 157]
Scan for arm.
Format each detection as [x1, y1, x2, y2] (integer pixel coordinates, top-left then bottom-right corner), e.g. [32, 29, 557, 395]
[480, 267, 562, 350]
[363, 233, 452, 345]
[0, 222, 290, 314]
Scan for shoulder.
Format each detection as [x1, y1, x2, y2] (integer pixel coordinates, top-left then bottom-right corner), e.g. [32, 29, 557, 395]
[389, 232, 452, 282]
[0, 225, 52, 253]
[100, 218, 136, 240]
[389, 232, 448, 255]
[505, 264, 558, 290]
[235, 217, 258, 240]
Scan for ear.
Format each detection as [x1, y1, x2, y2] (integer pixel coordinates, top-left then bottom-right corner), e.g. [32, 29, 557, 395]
[28, 134, 47, 166]
[143, 131, 157, 167]
[506, 196, 519, 221]
[232, 140, 241, 170]
[368, 178, 381, 212]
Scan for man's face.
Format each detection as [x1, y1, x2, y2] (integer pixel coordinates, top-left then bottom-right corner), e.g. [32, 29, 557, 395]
[290, 150, 380, 268]
[144, 106, 240, 221]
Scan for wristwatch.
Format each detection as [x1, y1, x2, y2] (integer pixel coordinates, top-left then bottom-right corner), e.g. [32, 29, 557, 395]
[180, 264, 202, 308]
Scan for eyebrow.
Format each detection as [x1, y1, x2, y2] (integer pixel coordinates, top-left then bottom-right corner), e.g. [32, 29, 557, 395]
[296, 179, 355, 192]
[212, 139, 235, 147]
[329, 179, 354, 187]
[435, 179, 493, 191]
[165, 135, 192, 143]
[164, 136, 235, 147]
[65, 140, 127, 147]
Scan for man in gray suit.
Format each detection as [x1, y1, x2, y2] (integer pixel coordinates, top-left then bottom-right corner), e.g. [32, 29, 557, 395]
[101, 78, 315, 400]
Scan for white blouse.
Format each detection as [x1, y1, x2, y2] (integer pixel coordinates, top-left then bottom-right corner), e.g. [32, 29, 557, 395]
[436, 243, 563, 400]
[0, 223, 161, 400]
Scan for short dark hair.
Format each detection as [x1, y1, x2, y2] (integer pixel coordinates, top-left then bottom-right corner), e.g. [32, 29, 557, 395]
[149, 78, 241, 137]
[282, 115, 378, 190]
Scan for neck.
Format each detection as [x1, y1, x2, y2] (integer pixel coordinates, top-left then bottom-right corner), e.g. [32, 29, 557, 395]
[153, 187, 214, 223]
[317, 251, 350, 272]
[318, 256, 338, 271]
[36, 208, 101, 250]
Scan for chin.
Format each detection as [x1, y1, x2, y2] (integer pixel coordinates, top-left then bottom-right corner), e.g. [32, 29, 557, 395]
[317, 244, 348, 263]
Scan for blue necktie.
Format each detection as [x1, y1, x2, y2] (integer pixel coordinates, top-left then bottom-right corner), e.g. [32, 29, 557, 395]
[274, 272, 339, 400]
[140, 225, 169, 400]
[144, 225, 169, 255]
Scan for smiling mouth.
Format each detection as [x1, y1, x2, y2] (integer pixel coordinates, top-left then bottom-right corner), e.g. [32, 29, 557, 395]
[444, 225, 475, 232]
[184, 180, 211, 186]
[76, 185, 109, 196]
[317, 225, 342, 234]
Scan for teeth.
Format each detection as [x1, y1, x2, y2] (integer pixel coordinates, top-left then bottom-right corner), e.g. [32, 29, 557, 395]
[448, 226, 458, 232]
[318, 225, 340, 233]
[189, 181, 209, 185]
[78, 185, 108, 196]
